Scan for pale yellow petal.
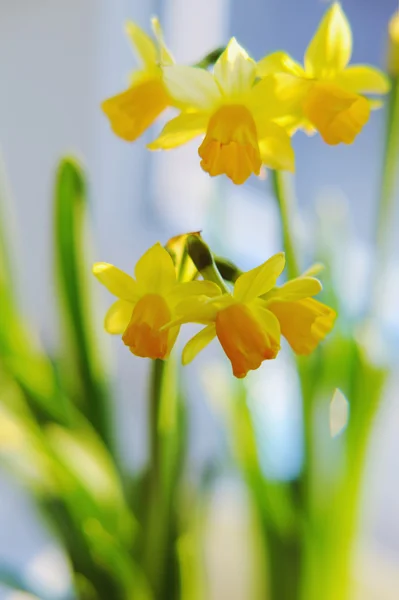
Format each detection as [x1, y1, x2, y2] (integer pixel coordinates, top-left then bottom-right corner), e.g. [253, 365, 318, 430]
[166, 280, 222, 307]
[268, 297, 336, 355]
[93, 263, 139, 302]
[304, 3, 352, 78]
[256, 120, 295, 172]
[148, 112, 208, 150]
[301, 263, 325, 277]
[163, 65, 221, 110]
[233, 253, 286, 303]
[135, 243, 176, 294]
[263, 277, 322, 303]
[172, 296, 220, 326]
[182, 324, 217, 365]
[214, 37, 256, 96]
[104, 299, 133, 334]
[102, 79, 169, 142]
[151, 17, 174, 65]
[125, 21, 157, 68]
[257, 51, 304, 77]
[335, 65, 390, 94]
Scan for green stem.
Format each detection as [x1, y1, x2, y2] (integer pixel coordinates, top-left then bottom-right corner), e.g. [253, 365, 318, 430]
[270, 170, 300, 280]
[375, 75, 399, 260]
[144, 358, 182, 600]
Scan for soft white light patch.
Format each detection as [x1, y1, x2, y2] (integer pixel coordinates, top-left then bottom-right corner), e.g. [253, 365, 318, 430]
[329, 388, 349, 438]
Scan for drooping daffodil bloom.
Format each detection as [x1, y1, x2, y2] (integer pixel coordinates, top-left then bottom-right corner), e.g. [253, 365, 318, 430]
[93, 243, 220, 360]
[102, 18, 174, 142]
[149, 38, 295, 184]
[257, 2, 390, 144]
[168, 254, 336, 378]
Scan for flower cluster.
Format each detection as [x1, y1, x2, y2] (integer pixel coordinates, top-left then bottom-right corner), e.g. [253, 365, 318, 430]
[93, 238, 336, 378]
[102, 3, 389, 185]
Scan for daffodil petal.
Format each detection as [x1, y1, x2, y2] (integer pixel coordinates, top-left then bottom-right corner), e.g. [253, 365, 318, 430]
[173, 296, 220, 325]
[335, 65, 390, 94]
[256, 120, 295, 172]
[182, 324, 217, 365]
[263, 277, 322, 303]
[214, 37, 256, 96]
[304, 3, 352, 78]
[301, 263, 325, 277]
[135, 243, 176, 294]
[125, 21, 157, 68]
[250, 304, 281, 347]
[102, 80, 169, 142]
[257, 51, 305, 77]
[162, 65, 221, 110]
[104, 299, 134, 334]
[148, 112, 208, 150]
[268, 297, 336, 355]
[93, 263, 139, 302]
[151, 17, 174, 65]
[166, 280, 222, 307]
[233, 253, 286, 303]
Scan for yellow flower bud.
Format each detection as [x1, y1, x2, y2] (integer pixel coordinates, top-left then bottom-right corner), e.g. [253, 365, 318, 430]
[388, 11, 399, 76]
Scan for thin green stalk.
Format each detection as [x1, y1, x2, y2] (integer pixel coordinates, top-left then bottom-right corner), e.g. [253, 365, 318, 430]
[375, 76, 399, 259]
[270, 171, 300, 280]
[144, 358, 182, 600]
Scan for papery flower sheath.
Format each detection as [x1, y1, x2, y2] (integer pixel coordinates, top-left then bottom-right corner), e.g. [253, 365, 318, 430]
[167, 254, 336, 378]
[102, 18, 174, 142]
[93, 243, 220, 360]
[149, 38, 295, 184]
[257, 3, 390, 144]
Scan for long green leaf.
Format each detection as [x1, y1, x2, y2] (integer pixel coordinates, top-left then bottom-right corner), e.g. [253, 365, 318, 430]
[54, 158, 112, 449]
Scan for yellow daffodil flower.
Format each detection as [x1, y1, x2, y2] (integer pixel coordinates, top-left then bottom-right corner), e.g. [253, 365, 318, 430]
[93, 243, 220, 360]
[102, 18, 174, 142]
[257, 3, 390, 144]
[149, 38, 295, 184]
[168, 254, 336, 378]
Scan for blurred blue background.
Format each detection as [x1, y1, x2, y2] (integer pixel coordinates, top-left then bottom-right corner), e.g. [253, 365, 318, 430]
[0, 0, 399, 598]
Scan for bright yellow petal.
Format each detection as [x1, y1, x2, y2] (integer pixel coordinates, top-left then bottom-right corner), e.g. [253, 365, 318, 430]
[125, 21, 157, 68]
[335, 65, 390, 94]
[182, 324, 217, 365]
[104, 299, 133, 334]
[263, 277, 322, 303]
[257, 51, 305, 77]
[148, 112, 208, 150]
[253, 73, 312, 120]
[213, 37, 256, 96]
[233, 253, 285, 303]
[166, 280, 222, 307]
[268, 297, 336, 355]
[135, 243, 176, 294]
[256, 120, 295, 172]
[172, 296, 220, 326]
[93, 263, 138, 302]
[250, 303, 281, 347]
[102, 79, 169, 142]
[304, 3, 352, 78]
[162, 65, 221, 111]
[151, 17, 174, 65]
